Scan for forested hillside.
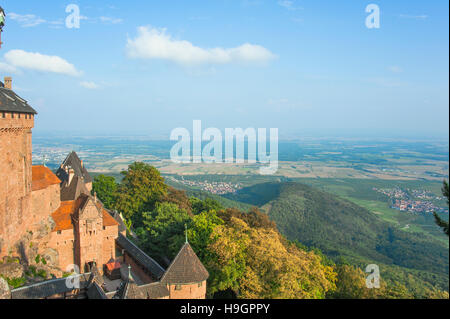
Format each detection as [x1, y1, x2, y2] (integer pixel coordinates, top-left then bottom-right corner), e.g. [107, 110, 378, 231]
[226, 182, 449, 295]
[93, 164, 449, 298]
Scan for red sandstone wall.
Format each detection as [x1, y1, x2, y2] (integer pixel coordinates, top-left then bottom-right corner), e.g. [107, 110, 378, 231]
[48, 229, 76, 271]
[31, 184, 60, 229]
[102, 225, 118, 265]
[167, 281, 207, 299]
[0, 114, 34, 257]
[75, 200, 104, 271]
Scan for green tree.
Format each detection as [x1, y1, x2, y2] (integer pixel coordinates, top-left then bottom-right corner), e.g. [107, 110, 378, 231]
[433, 180, 449, 236]
[190, 197, 223, 215]
[114, 162, 167, 224]
[136, 202, 190, 261]
[186, 210, 224, 263]
[161, 187, 193, 215]
[92, 175, 117, 209]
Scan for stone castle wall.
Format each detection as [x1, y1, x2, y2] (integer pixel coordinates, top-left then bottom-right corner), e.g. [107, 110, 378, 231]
[48, 229, 75, 271]
[123, 252, 154, 284]
[0, 113, 34, 257]
[101, 225, 118, 266]
[167, 281, 207, 299]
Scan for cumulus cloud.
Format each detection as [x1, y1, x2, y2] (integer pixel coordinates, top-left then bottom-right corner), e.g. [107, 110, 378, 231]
[80, 81, 100, 89]
[126, 27, 276, 66]
[4, 50, 81, 76]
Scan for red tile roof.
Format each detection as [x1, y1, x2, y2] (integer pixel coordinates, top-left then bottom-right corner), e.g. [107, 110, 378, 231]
[105, 260, 121, 271]
[32, 165, 61, 191]
[52, 197, 119, 232]
[52, 200, 78, 231]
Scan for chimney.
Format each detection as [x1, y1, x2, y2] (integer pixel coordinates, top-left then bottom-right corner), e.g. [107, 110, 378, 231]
[4, 77, 12, 90]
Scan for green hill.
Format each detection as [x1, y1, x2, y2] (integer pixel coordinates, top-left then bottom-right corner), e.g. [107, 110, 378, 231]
[225, 182, 449, 292]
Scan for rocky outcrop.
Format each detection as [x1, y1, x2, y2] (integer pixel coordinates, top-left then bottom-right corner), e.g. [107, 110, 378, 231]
[0, 277, 11, 299]
[42, 248, 59, 268]
[35, 217, 55, 240]
[0, 262, 24, 279]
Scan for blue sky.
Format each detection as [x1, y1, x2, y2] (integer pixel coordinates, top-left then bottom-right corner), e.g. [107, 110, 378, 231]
[1, 0, 448, 139]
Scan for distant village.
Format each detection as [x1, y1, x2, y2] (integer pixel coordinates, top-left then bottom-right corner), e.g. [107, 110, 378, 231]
[168, 176, 243, 195]
[373, 187, 449, 214]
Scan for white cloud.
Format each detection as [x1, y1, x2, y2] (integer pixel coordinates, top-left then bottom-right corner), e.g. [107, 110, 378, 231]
[8, 13, 47, 27]
[80, 81, 100, 89]
[398, 14, 428, 20]
[99, 16, 123, 24]
[126, 27, 276, 66]
[0, 62, 19, 74]
[4, 50, 81, 76]
[8, 12, 120, 28]
[277, 0, 303, 11]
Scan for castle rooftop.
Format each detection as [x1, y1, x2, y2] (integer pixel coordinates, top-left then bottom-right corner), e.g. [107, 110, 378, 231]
[0, 82, 37, 115]
[31, 165, 61, 192]
[51, 195, 118, 232]
[161, 242, 209, 284]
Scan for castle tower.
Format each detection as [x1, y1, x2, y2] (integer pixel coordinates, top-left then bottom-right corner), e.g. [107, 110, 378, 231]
[73, 194, 106, 273]
[0, 77, 37, 257]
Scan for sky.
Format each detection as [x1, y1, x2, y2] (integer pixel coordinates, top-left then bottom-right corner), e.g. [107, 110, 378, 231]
[0, 0, 448, 139]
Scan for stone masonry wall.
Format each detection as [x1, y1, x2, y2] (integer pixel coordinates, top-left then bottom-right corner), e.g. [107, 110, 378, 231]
[0, 113, 34, 257]
[167, 281, 207, 299]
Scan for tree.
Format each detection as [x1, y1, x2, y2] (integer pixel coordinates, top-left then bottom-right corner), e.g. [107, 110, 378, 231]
[92, 175, 117, 209]
[136, 202, 190, 262]
[330, 264, 385, 299]
[113, 162, 167, 224]
[433, 180, 449, 236]
[161, 187, 193, 215]
[187, 210, 224, 261]
[190, 197, 223, 215]
[207, 213, 337, 299]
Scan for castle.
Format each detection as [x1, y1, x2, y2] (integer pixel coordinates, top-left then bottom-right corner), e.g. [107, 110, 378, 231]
[0, 78, 209, 299]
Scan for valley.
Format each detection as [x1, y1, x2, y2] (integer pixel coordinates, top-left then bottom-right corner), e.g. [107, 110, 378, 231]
[32, 135, 449, 297]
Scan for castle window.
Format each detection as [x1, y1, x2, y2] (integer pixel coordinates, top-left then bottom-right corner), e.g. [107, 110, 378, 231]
[11, 113, 14, 119]
[198, 282, 203, 288]
[1, 112, 5, 118]
[18, 113, 21, 119]
[57, 230, 62, 235]
[175, 285, 182, 291]
[103, 226, 106, 230]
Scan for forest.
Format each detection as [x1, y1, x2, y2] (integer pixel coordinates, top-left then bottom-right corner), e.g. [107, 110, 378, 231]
[92, 162, 449, 299]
